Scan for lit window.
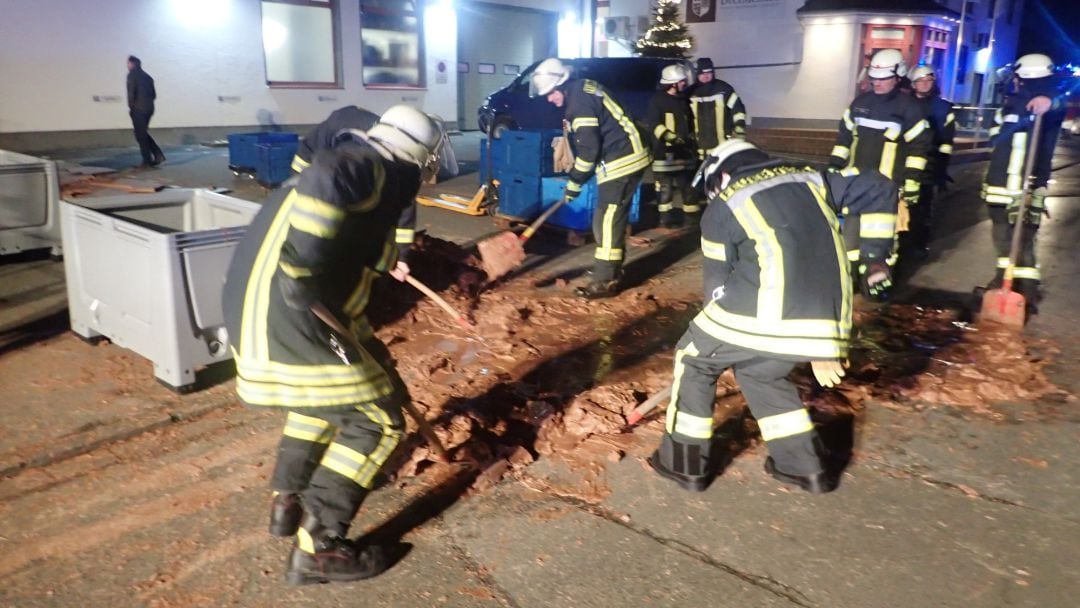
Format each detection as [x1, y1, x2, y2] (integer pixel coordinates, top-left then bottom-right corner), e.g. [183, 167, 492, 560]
[261, 0, 341, 88]
[360, 0, 424, 88]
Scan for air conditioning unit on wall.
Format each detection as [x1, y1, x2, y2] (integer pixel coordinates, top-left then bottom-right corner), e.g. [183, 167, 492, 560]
[603, 16, 633, 41]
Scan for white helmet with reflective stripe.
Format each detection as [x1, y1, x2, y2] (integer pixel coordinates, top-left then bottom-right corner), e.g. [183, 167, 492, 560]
[692, 139, 760, 190]
[1013, 53, 1054, 79]
[530, 58, 571, 97]
[366, 104, 445, 170]
[660, 64, 689, 85]
[908, 65, 936, 82]
[867, 49, 907, 79]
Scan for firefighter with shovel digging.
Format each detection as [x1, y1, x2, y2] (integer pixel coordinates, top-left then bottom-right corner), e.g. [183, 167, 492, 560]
[648, 140, 898, 494]
[222, 105, 446, 585]
[531, 58, 652, 299]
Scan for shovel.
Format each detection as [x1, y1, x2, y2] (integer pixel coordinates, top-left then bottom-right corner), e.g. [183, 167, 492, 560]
[980, 112, 1043, 330]
[477, 195, 572, 281]
[309, 301, 451, 462]
[624, 384, 673, 428]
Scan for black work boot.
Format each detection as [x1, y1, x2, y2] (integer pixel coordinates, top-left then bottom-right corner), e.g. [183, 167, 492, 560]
[285, 513, 388, 585]
[764, 457, 836, 495]
[269, 491, 303, 537]
[647, 451, 710, 492]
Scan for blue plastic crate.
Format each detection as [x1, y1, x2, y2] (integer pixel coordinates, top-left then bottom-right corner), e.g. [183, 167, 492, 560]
[479, 129, 564, 183]
[540, 176, 641, 232]
[478, 139, 508, 185]
[228, 132, 299, 173]
[495, 173, 542, 220]
[256, 140, 300, 187]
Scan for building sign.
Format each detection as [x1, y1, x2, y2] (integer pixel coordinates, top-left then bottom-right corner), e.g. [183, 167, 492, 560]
[717, 0, 782, 6]
[684, 0, 716, 23]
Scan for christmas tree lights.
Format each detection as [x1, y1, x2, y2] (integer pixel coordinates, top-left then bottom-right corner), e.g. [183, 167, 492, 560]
[635, 0, 694, 59]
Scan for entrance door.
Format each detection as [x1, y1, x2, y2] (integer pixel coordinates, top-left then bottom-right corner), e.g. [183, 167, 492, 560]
[457, 2, 557, 130]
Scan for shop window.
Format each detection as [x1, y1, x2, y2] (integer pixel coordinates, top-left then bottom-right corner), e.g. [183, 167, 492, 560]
[262, 0, 341, 87]
[360, 0, 424, 88]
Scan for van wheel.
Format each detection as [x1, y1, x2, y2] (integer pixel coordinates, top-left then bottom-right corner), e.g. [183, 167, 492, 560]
[490, 118, 516, 139]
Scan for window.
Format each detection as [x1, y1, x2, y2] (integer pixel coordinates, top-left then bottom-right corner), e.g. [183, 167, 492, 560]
[262, 0, 341, 87]
[360, 0, 424, 88]
[956, 44, 969, 85]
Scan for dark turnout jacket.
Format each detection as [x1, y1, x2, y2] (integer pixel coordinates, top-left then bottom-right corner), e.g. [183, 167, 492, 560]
[562, 79, 651, 196]
[830, 89, 931, 195]
[222, 136, 420, 410]
[694, 163, 897, 361]
[127, 68, 156, 114]
[646, 90, 696, 173]
[292, 106, 381, 175]
[983, 77, 1067, 202]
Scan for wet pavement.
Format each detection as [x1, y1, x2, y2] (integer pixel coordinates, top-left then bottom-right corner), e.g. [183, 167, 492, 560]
[0, 135, 1077, 607]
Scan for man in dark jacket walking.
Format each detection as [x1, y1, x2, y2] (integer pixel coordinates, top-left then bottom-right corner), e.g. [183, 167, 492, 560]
[127, 55, 164, 168]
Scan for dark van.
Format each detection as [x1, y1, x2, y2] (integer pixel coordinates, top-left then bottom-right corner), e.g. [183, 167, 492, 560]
[477, 57, 686, 137]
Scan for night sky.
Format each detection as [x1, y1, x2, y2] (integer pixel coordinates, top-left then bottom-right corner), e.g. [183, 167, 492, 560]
[1019, 0, 1080, 64]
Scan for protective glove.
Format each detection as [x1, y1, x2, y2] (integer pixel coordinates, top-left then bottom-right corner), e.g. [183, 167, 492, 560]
[389, 260, 411, 283]
[858, 261, 892, 301]
[811, 360, 847, 388]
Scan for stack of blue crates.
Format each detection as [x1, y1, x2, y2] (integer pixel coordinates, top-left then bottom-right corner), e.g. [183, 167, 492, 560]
[485, 129, 641, 231]
[227, 132, 299, 177]
[255, 139, 300, 187]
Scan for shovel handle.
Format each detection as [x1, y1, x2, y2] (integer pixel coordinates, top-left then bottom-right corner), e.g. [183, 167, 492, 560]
[309, 301, 451, 462]
[403, 274, 475, 331]
[1004, 112, 1044, 280]
[520, 196, 571, 242]
[625, 385, 673, 427]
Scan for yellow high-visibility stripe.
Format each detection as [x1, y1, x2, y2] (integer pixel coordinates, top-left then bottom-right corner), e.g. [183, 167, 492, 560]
[985, 194, 1015, 205]
[345, 161, 385, 213]
[572, 117, 599, 130]
[988, 126, 1001, 137]
[996, 257, 1010, 268]
[939, 143, 953, 154]
[654, 124, 669, 140]
[673, 412, 714, 439]
[727, 93, 740, 109]
[903, 120, 928, 142]
[757, 409, 814, 441]
[693, 311, 848, 359]
[731, 196, 784, 320]
[879, 142, 897, 179]
[666, 341, 701, 436]
[906, 156, 927, 170]
[1006, 132, 1027, 192]
[700, 300, 849, 339]
[840, 167, 860, 177]
[683, 204, 701, 213]
[598, 153, 650, 182]
[664, 113, 675, 139]
[355, 402, 402, 487]
[848, 249, 861, 261]
[808, 181, 852, 333]
[904, 179, 920, 194]
[658, 202, 674, 213]
[373, 236, 397, 273]
[278, 261, 313, 279]
[291, 155, 310, 173]
[574, 158, 596, 172]
[395, 228, 415, 245]
[602, 92, 646, 155]
[245, 191, 299, 360]
[567, 181, 583, 193]
[298, 528, 315, 553]
[858, 213, 897, 239]
[237, 356, 387, 385]
[236, 376, 394, 408]
[701, 237, 727, 261]
[944, 112, 955, 126]
[283, 412, 335, 444]
[289, 213, 337, 239]
[294, 193, 345, 223]
[842, 109, 854, 130]
[321, 442, 369, 482]
[595, 203, 619, 261]
[831, 145, 850, 160]
[715, 99, 725, 141]
[344, 267, 379, 317]
[1013, 266, 1040, 280]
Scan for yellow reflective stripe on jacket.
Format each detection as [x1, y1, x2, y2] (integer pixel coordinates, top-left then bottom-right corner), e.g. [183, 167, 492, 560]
[283, 411, 335, 444]
[291, 193, 345, 238]
[236, 374, 395, 408]
[572, 117, 599, 130]
[842, 109, 855, 130]
[726, 93, 740, 109]
[574, 158, 596, 173]
[939, 143, 953, 154]
[905, 156, 927, 171]
[807, 180, 853, 332]
[395, 227, 415, 245]
[858, 213, 897, 239]
[700, 300, 849, 340]
[757, 409, 814, 441]
[236, 355, 387, 385]
[567, 181, 583, 193]
[693, 311, 848, 359]
[345, 161, 385, 213]
[291, 155, 310, 173]
[831, 145, 851, 160]
[730, 196, 784, 320]
[601, 92, 645, 155]
[653, 124, 669, 140]
[701, 237, 726, 261]
[243, 191, 298, 360]
[879, 142, 898, 179]
[344, 267, 379, 317]
[903, 119, 928, 142]
[373, 236, 397, 273]
[944, 112, 955, 126]
[278, 261, 313, 279]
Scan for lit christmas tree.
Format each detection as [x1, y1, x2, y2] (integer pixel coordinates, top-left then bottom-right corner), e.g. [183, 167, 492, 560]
[635, 0, 694, 59]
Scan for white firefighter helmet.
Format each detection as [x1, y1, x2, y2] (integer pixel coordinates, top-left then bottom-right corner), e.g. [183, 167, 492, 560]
[1013, 53, 1054, 79]
[530, 58, 571, 97]
[908, 65, 936, 82]
[692, 139, 760, 192]
[660, 64, 689, 85]
[866, 49, 907, 79]
[366, 105, 445, 170]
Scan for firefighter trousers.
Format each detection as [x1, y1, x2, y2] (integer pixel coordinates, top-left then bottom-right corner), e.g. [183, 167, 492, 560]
[655, 170, 698, 221]
[656, 326, 824, 479]
[269, 338, 408, 536]
[988, 205, 1040, 296]
[591, 171, 644, 281]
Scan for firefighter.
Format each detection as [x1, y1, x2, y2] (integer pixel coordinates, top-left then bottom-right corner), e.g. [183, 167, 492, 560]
[907, 65, 956, 255]
[647, 64, 698, 228]
[981, 53, 1066, 308]
[222, 105, 446, 585]
[830, 49, 931, 281]
[648, 140, 898, 493]
[531, 58, 651, 299]
[689, 57, 748, 155]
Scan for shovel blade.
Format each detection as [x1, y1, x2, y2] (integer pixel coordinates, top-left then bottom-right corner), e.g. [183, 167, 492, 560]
[477, 231, 526, 281]
[980, 288, 1026, 329]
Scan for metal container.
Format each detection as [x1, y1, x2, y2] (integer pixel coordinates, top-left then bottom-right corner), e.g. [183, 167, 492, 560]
[0, 149, 61, 256]
[60, 189, 261, 391]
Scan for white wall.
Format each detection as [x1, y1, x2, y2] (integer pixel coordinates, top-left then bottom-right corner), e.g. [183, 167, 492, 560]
[0, 0, 459, 133]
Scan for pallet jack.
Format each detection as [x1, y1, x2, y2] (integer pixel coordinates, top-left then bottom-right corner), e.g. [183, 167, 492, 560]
[416, 128, 499, 216]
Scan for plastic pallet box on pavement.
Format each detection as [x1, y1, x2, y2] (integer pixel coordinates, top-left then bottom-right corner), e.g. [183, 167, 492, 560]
[60, 189, 261, 391]
[540, 176, 641, 232]
[227, 132, 298, 174]
[255, 140, 300, 188]
[495, 172, 542, 221]
[0, 149, 62, 256]
[479, 129, 565, 184]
